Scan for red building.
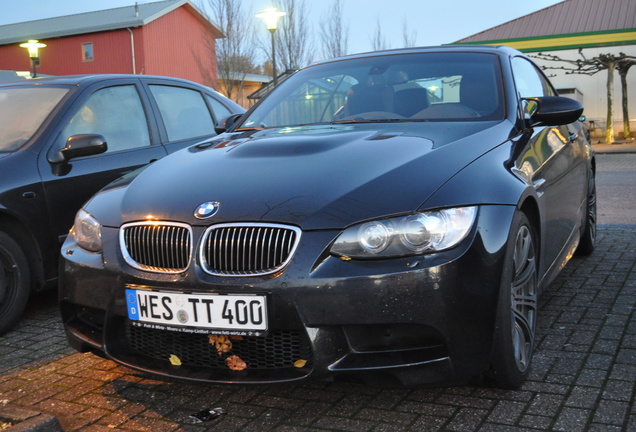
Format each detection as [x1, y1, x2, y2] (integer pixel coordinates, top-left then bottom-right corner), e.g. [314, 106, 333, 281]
[0, 0, 222, 88]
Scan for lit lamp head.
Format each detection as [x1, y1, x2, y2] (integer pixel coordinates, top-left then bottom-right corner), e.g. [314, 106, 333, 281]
[256, 8, 286, 32]
[20, 39, 46, 60]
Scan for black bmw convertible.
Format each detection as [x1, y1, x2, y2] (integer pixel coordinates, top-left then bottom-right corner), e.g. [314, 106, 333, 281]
[60, 45, 596, 389]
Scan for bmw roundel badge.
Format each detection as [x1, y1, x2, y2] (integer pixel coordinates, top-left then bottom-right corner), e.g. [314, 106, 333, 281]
[194, 201, 220, 219]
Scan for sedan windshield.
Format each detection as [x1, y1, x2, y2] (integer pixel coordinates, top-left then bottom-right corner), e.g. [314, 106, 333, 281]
[241, 52, 505, 129]
[0, 86, 69, 152]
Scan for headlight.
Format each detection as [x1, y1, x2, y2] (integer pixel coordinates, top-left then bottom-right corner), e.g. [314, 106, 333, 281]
[71, 209, 102, 252]
[331, 206, 477, 259]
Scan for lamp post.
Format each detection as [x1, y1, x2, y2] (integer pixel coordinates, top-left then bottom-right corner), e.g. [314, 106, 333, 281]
[19, 40, 46, 78]
[256, 8, 286, 87]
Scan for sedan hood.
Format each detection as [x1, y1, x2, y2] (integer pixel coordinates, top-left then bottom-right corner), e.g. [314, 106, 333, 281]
[91, 122, 515, 230]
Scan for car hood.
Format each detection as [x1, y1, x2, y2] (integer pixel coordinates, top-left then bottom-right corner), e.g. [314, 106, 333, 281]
[89, 122, 515, 230]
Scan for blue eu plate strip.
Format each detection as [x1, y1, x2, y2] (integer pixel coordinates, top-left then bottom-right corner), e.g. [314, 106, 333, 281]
[126, 289, 139, 320]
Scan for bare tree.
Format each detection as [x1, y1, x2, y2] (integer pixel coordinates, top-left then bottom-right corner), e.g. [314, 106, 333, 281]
[273, 0, 312, 72]
[401, 17, 417, 48]
[319, 0, 349, 60]
[534, 50, 636, 143]
[199, 0, 257, 103]
[617, 57, 636, 138]
[371, 19, 390, 51]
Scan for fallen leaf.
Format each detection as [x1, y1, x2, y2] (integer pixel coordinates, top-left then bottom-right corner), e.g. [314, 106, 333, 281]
[226, 355, 247, 371]
[169, 354, 182, 366]
[208, 334, 233, 356]
[293, 359, 307, 368]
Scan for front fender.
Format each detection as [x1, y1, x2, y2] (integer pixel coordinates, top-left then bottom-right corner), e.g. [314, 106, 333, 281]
[421, 138, 530, 210]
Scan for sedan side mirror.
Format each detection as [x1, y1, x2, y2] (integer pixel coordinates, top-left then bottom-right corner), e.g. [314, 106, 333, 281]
[48, 134, 108, 164]
[523, 96, 584, 126]
[215, 113, 243, 134]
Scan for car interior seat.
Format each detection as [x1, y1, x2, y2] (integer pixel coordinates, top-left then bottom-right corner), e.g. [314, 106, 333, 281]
[345, 83, 394, 117]
[393, 88, 430, 117]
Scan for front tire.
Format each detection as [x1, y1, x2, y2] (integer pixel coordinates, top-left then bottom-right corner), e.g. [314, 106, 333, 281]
[0, 232, 31, 335]
[489, 212, 538, 389]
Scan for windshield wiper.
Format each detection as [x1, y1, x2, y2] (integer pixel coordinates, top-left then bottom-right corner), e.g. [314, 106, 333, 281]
[330, 118, 428, 124]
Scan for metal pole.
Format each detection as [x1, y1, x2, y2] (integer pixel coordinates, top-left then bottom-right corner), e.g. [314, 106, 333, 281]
[270, 28, 277, 87]
[31, 58, 37, 78]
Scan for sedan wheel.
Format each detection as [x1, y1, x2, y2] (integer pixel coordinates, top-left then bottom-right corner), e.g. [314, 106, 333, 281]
[489, 212, 538, 389]
[0, 232, 30, 335]
[576, 172, 597, 256]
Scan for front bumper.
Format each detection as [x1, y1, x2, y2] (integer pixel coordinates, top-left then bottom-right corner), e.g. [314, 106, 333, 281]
[59, 205, 515, 387]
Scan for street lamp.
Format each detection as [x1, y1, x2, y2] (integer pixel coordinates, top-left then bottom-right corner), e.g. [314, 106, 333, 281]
[256, 7, 286, 86]
[19, 40, 46, 78]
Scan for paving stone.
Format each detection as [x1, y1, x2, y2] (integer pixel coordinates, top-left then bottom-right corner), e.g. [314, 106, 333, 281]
[445, 407, 488, 432]
[553, 407, 591, 432]
[592, 399, 630, 425]
[407, 416, 447, 431]
[518, 414, 552, 430]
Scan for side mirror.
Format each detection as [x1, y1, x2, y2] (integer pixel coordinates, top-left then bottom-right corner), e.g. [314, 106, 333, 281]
[523, 96, 584, 126]
[215, 113, 243, 134]
[49, 134, 108, 164]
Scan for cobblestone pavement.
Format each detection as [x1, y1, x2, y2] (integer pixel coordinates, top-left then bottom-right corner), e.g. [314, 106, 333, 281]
[1, 158, 635, 431]
[596, 154, 636, 225]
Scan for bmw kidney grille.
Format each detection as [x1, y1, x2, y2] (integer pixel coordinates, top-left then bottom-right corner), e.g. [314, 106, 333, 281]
[121, 222, 193, 273]
[120, 222, 301, 276]
[201, 223, 301, 276]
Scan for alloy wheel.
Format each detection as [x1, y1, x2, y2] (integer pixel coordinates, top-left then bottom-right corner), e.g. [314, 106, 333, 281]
[510, 225, 537, 373]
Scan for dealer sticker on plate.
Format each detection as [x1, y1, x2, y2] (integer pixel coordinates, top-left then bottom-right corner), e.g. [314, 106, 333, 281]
[125, 289, 268, 335]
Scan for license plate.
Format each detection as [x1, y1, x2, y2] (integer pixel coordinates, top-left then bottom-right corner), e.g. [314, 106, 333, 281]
[126, 289, 268, 335]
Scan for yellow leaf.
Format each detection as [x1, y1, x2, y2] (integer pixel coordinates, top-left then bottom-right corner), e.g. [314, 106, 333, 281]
[293, 359, 307, 368]
[340, 256, 351, 261]
[169, 354, 182, 366]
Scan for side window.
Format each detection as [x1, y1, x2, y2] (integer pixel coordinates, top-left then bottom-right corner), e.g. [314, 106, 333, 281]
[62, 85, 150, 152]
[149, 85, 216, 141]
[511, 57, 555, 98]
[206, 94, 233, 122]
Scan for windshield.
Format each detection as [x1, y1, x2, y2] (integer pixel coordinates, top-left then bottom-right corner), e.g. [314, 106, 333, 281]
[241, 52, 505, 129]
[0, 86, 70, 152]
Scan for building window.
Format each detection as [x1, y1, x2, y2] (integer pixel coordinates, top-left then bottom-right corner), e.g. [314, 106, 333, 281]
[82, 43, 94, 62]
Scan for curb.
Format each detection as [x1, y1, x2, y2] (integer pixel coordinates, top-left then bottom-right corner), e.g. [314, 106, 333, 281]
[592, 142, 636, 154]
[0, 406, 62, 432]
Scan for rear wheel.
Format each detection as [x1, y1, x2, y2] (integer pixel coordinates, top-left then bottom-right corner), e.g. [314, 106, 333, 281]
[489, 212, 538, 389]
[0, 232, 31, 335]
[576, 172, 596, 256]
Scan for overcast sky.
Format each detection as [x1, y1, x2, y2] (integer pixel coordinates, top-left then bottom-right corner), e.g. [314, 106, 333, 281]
[0, 0, 564, 55]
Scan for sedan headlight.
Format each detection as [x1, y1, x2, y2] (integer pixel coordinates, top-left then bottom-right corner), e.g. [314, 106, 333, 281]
[71, 209, 102, 252]
[331, 206, 477, 259]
